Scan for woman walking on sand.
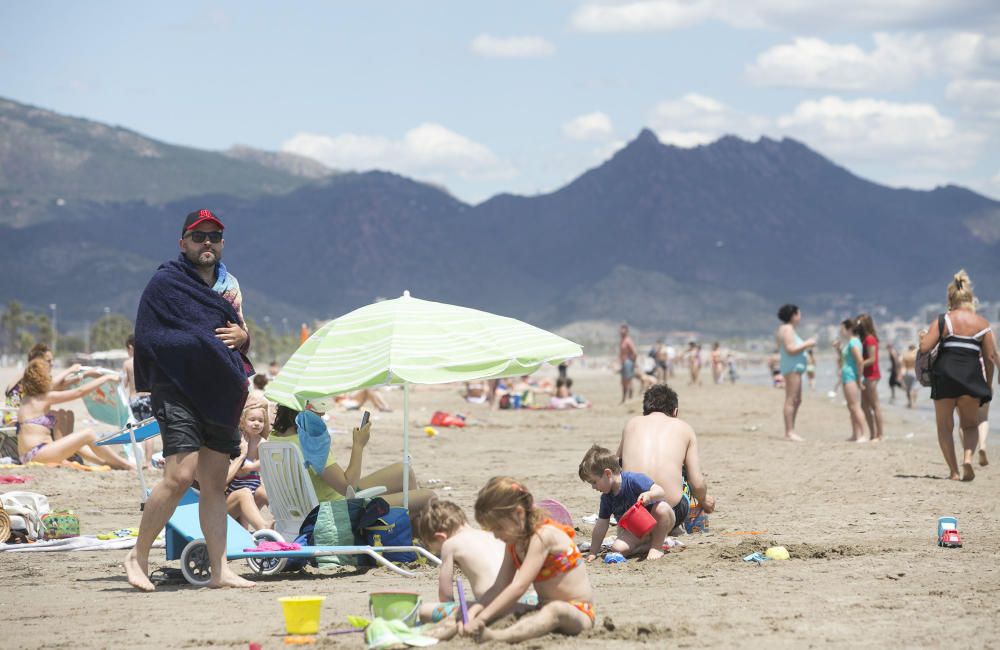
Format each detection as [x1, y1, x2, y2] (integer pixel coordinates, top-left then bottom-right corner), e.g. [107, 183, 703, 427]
[775, 304, 816, 441]
[856, 313, 885, 442]
[919, 270, 999, 481]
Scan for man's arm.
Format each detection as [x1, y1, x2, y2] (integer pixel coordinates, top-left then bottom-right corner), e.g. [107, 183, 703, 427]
[682, 426, 715, 512]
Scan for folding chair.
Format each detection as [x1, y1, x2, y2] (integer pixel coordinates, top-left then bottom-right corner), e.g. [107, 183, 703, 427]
[258, 440, 387, 540]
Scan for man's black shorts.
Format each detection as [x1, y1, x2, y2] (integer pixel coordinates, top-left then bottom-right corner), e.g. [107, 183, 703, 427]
[151, 382, 241, 458]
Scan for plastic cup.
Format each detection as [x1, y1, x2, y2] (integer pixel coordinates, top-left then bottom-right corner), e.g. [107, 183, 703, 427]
[618, 501, 656, 538]
[278, 596, 326, 635]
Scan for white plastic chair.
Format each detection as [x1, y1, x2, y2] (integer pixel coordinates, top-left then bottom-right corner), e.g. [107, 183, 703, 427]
[258, 441, 321, 541]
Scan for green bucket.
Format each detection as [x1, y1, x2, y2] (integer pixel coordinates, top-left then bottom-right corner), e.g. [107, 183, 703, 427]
[369, 591, 421, 626]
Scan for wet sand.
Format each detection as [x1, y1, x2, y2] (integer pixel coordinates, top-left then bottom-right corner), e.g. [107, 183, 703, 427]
[2, 365, 998, 649]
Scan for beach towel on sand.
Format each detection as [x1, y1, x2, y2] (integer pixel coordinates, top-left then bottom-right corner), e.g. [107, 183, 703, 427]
[134, 254, 253, 429]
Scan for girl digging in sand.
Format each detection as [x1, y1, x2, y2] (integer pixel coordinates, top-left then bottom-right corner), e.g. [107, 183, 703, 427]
[434, 476, 594, 644]
[224, 399, 272, 531]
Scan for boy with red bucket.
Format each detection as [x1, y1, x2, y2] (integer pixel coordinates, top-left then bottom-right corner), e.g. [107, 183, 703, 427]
[578, 445, 680, 561]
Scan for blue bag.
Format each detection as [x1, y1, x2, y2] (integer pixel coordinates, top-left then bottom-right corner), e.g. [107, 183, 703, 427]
[363, 507, 416, 563]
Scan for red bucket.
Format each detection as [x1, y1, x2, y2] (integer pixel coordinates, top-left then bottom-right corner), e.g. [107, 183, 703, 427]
[618, 501, 656, 538]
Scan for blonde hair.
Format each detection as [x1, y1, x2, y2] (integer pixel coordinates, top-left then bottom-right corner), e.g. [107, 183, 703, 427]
[21, 358, 52, 397]
[947, 270, 975, 310]
[240, 398, 270, 437]
[474, 476, 545, 545]
[412, 499, 468, 544]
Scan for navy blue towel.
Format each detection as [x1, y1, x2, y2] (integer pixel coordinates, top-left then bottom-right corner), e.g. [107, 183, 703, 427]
[134, 254, 253, 428]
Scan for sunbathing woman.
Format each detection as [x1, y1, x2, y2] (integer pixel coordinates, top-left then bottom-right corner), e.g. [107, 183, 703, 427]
[269, 403, 434, 512]
[438, 476, 594, 643]
[16, 358, 133, 469]
[5, 344, 102, 437]
[225, 399, 272, 531]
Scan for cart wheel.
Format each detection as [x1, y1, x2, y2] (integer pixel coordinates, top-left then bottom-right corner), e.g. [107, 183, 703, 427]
[179, 538, 212, 586]
[247, 529, 288, 576]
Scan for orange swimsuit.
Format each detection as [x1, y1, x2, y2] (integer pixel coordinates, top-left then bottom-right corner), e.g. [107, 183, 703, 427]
[507, 519, 595, 623]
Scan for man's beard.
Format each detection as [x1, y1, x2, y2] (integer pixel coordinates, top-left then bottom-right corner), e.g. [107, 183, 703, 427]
[188, 249, 219, 267]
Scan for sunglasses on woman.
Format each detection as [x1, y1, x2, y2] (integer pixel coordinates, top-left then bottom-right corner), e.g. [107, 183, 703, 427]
[185, 231, 223, 243]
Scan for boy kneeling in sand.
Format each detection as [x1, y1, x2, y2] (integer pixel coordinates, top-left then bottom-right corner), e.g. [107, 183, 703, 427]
[579, 445, 678, 561]
[413, 500, 537, 623]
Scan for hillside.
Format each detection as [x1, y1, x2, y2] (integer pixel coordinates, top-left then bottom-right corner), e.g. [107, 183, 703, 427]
[1, 100, 998, 337]
[0, 97, 331, 225]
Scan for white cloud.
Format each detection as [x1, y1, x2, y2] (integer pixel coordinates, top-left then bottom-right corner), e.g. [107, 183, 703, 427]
[648, 93, 767, 146]
[776, 96, 985, 171]
[562, 112, 614, 141]
[570, 1, 1000, 32]
[947, 79, 1000, 121]
[471, 34, 554, 58]
[571, 1, 712, 32]
[281, 124, 515, 182]
[747, 32, 992, 90]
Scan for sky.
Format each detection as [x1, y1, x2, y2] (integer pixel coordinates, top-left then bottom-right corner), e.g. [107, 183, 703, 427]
[2, 1, 1000, 204]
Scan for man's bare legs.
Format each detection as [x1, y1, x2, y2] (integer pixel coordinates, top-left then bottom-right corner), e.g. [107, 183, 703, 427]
[782, 372, 804, 441]
[124, 451, 198, 591]
[197, 448, 255, 588]
[481, 601, 592, 643]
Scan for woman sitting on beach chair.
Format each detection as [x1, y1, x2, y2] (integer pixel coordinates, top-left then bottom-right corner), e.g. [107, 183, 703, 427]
[270, 403, 434, 514]
[5, 344, 103, 440]
[15, 358, 133, 469]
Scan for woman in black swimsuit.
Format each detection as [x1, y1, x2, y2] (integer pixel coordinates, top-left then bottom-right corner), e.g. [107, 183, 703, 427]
[919, 270, 1000, 481]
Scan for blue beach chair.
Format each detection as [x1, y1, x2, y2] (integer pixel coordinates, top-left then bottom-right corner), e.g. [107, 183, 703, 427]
[164, 490, 440, 585]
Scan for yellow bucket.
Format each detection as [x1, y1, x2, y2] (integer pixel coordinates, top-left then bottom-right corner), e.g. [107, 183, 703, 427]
[278, 596, 326, 635]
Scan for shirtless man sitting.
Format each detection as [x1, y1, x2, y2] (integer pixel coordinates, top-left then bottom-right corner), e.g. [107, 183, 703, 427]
[616, 384, 715, 532]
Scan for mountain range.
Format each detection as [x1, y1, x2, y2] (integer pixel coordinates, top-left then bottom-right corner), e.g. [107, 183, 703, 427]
[1, 96, 998, 341]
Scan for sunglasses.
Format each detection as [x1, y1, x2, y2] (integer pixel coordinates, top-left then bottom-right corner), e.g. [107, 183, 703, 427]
[185, 231, 223, 244]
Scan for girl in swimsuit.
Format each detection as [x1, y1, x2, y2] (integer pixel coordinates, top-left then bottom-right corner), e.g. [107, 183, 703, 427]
[839, 319, 869, 443]
[224, 399, 272, 531]
[15, 358, 133, 469]
[451, 476, 594, 643]
[856, 313, 885, 442]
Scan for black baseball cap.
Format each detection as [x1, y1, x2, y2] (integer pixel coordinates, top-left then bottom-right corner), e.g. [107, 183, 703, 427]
[182, 209, 225, 235]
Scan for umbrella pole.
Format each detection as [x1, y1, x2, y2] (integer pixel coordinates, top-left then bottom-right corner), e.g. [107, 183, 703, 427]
[403, 382, 410, 510]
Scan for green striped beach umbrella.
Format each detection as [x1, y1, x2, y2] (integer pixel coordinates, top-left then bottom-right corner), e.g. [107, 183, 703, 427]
[264, 291, 583, 506]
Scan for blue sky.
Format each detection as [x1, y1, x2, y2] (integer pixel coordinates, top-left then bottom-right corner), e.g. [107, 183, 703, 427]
[2, 1, 999, 203]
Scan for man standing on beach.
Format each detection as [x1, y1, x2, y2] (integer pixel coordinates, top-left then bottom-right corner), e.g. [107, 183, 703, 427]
[123, 209, 255, 591]
[616, 384, 715, 528]
[618, 324, 638, 403]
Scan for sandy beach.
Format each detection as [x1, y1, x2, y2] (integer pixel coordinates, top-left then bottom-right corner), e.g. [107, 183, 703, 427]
[2, 363, 998, 649]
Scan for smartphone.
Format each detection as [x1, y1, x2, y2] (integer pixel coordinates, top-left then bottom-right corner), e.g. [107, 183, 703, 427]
[360, 410, 371, 428]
